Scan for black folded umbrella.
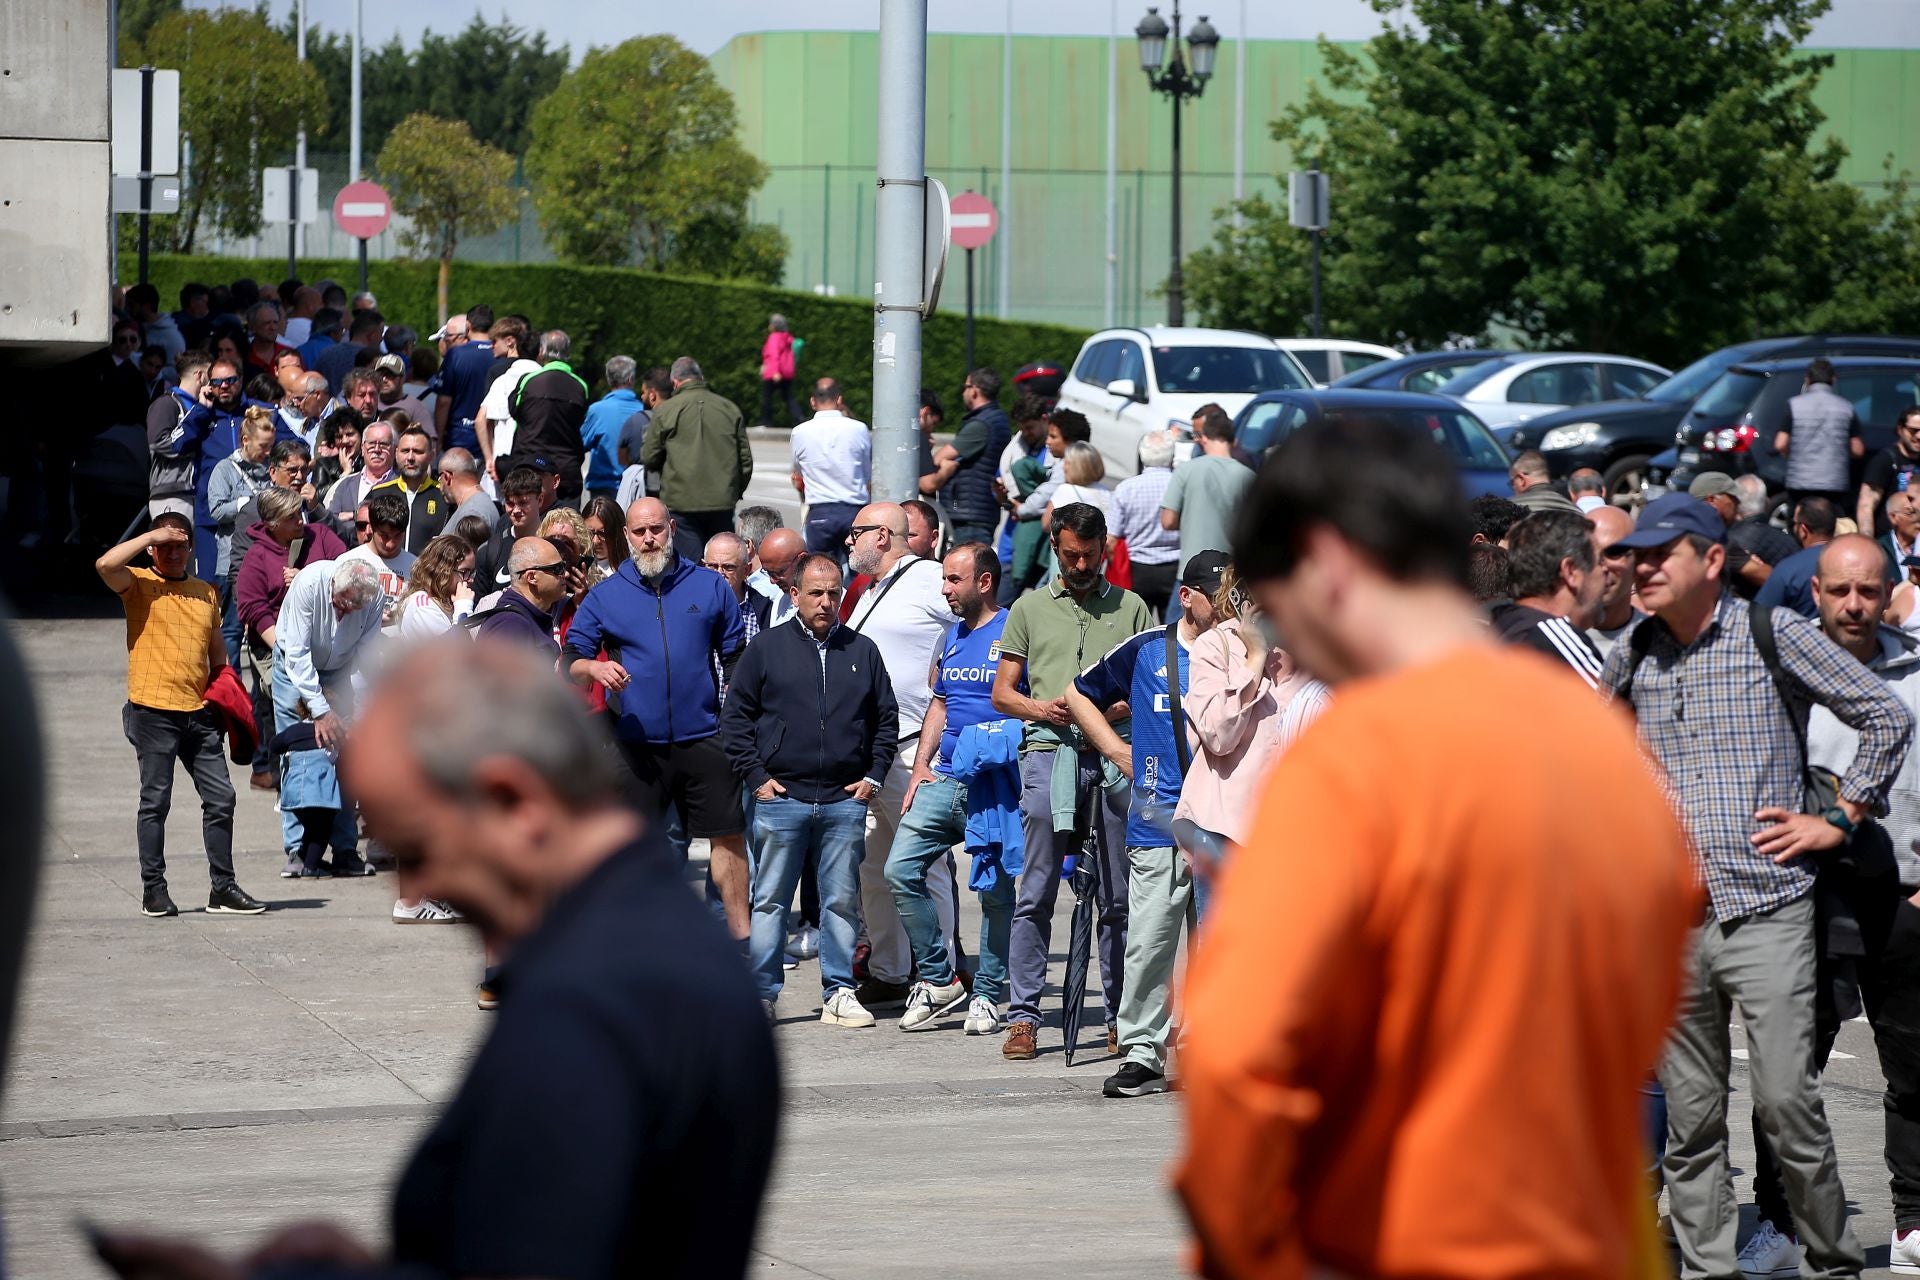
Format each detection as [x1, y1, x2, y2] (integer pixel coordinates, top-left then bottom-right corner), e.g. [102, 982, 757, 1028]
[1061, 825, 1100, 1068]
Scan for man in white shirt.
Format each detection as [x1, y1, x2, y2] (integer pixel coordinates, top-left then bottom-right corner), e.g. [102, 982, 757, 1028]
[790, 378, 872, 568]
[843, 501, 960, 1008]
[339, 489, 416, 630]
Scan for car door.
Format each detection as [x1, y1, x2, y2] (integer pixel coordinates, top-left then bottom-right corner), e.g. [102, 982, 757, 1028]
[1604, 363, 1665, 400]
[1497, 361, 1603, 427]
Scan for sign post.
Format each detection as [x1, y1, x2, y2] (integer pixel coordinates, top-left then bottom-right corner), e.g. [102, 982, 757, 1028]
[111, 67, 181, 286]
[332, 180, 393, 294]
[263, 166, 320, 280]
[948, 191, 999, 375]
[1288, 169, 1331, 337]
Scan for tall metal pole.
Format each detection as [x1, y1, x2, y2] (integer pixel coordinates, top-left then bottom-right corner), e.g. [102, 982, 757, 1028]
[1167, 77, 1183, 326]
[1310, 227, 1323, 337]
[137, 66, 155, 286]
[1232, 0, 1246, 227]
[997, 1, 1012, 320]
[295, 0, 307, 259]
[870, 0, 928, 505]
[965, 249, 976, 373]
[1105, 0, 1119, 328]
[349, 0, 363, 184]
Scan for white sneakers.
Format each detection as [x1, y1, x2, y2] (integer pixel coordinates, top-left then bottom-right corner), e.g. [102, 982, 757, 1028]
[963, 995, 1002, 1036]
[898, 978, 968, 1031]
[1893, 1227, 1920, 1275]
[820, 987, 876, 1028]
[1736, 1221, 1799, 1279]
[392, 898, 463, 924]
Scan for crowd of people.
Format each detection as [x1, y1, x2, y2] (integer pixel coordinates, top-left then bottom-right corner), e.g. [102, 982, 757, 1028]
[94, 276, 1920, 1277]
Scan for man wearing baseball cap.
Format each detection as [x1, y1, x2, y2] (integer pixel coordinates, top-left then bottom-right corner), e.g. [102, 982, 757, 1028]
[373, 352, 431, 438]
[1690, 471, 1778, 597]
[1066, 549, 1227, 1098]
[1603, 491, 1912, 1277]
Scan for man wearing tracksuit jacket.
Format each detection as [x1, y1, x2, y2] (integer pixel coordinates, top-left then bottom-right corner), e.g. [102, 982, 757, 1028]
[565, 498, 749, 938]
[722, 555, 898, 1027]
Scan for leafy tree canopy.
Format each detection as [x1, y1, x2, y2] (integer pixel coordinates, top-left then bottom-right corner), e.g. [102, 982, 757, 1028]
[378, 114, 521, 321]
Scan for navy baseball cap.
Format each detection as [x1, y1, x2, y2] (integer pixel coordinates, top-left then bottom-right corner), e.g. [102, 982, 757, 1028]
[1610, 493, 1726, 549]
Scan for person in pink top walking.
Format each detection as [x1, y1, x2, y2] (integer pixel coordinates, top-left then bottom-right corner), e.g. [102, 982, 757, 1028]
[757, 313, 803, 428]
[1175, 563, 1329, 918]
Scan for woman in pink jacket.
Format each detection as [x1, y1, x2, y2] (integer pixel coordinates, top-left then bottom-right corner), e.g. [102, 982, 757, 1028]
[758, 313, 803, 428]
[1176, 566, 1329, 919]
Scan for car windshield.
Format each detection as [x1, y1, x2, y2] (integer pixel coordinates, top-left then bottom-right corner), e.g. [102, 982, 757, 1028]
[1323, 408, 1510, 470]
[1646, 346, 1768, 404]
[1690, 369, 1769, 420]
[1151, 345, 1305, 393]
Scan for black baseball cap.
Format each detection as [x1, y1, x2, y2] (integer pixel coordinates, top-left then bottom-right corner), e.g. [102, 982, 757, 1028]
[1610, 493, 1726, 549]
[1180, 550, 1231, 594]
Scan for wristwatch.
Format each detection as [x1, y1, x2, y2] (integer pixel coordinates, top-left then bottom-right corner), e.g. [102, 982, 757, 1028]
[1822, 806, 1857, 837]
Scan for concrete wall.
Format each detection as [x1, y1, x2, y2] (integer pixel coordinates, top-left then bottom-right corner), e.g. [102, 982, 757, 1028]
[0, 0, 111, 355]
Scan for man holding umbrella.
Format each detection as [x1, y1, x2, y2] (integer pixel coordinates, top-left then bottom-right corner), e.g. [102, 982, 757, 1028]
[1066, 551, 1224, 1095]
[990, 503, 1154, 1062]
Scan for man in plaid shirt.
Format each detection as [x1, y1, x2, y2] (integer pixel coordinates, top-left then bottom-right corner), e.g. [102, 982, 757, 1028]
[1604, 493, 1913, 1279]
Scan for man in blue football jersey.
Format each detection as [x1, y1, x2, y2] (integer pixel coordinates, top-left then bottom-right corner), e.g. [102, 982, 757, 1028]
[1067, 550, 1227, 1098]
[888, 543, 1020, 1036]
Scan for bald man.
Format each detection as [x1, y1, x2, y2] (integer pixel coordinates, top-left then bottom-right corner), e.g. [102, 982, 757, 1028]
[753, 526, 805, 625]
[474, 537, 567, 654]
[1738, 531, 1920, 1267]
[703, 532, 771, 648]
[842, 500, 961, 1006]
[563, 498, 751, 938]
[1586, 504, 1645, 660]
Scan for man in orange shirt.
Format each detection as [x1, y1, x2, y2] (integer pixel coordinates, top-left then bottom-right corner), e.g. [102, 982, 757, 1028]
[1174, 418, 1698, 1278]
[97, 501, 266, 920]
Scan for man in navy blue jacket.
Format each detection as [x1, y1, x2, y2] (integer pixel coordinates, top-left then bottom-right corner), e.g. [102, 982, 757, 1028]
[721, 555, 898, 1026]
[564, 499, 749, 937]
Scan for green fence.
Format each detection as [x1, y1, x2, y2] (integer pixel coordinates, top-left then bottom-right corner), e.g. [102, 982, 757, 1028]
[145, 255, 1090, 418]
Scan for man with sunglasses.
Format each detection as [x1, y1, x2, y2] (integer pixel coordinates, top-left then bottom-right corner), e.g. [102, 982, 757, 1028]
[472, 537, 568, 655]
[186, 357, 293, 581]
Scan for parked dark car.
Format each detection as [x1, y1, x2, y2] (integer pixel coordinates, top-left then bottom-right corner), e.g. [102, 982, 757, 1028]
[1510, 334, 1920, 507]
[1329, 349, 1512, 395]
[1652, 357, 1920, 495]
[1232, 389, 1513, 499]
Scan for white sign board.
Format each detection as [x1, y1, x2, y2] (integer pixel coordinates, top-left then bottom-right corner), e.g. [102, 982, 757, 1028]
[111, 69, 181, 177]
[1289, 169, 1330, 231]
[262, 167, 321, 226]
[922, 175, 951, 317]
[111, 176, 181, 215]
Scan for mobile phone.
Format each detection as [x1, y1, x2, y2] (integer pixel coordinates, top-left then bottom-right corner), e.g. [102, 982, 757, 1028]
[287, 536, 305, 566]
[1227, 582, 1251, 616]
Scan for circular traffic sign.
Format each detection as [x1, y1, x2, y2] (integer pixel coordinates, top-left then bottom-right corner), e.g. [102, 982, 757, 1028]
[333, 180, 392, 240]
[949, 191, 998, 251]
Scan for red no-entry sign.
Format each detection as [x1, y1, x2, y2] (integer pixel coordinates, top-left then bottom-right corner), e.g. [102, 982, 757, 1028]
[949, 192, 998, 251]
[333, 180, 392, 240]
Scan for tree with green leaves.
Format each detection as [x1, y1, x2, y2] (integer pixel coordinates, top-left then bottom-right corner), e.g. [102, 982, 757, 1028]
[378, 115, 521, 322]
[526, 36, 785, 280]
[1185, 0, 1920, 363]
[115, 0, 181, 66]
[292, 16, 567, 165]
[126, 9, 328, 253]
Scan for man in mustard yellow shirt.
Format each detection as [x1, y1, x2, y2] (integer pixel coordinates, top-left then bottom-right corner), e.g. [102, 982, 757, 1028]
[97, 501, 266, 918]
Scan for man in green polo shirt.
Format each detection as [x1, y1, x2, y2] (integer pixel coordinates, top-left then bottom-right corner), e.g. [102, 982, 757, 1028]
[990, 501, 1153, 1061]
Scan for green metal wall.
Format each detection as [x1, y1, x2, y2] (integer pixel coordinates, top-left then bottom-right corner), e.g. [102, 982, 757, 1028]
[711, 31, 1920, 331]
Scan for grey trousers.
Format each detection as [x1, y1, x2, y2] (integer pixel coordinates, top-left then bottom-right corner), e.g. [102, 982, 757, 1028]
[1662, 892, 1864, 1279]
[1006, 748, 1130, 1029]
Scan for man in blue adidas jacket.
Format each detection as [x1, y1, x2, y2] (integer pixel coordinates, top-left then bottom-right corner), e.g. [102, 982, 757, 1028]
[565, 498, 749, 938]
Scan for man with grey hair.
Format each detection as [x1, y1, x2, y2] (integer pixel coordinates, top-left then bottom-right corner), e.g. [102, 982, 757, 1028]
[503, 329, 590, 506]
[245, 300, 288, 377]
[280, 370, 333, 449]
[643, 355, 752, 546]
[1567, 467, 1607, 513]
[272, 556, 387, 877]
[1110, 429, 1182, 618]
[437, 446, 499, 532]
[582, 355, 642, 506]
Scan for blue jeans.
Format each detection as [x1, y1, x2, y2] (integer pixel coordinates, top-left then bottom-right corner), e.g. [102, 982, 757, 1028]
[749, 795, 866, 1003]
[884, 773, 1013, 1004]
[804, 501, 861, 569]
[270, 659, 358, 856]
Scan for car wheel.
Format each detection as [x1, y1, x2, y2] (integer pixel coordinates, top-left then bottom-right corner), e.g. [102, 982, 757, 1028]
[1602, 454, 1650, 512]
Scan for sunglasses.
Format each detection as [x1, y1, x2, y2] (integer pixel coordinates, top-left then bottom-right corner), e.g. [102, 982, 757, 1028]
[519, 561, 566, 577]
[208, 376, 240, 388]
[354, 521, 371, 531]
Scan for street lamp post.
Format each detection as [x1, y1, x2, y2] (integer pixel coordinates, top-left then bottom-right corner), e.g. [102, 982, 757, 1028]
[1136, 4, 1219, 327]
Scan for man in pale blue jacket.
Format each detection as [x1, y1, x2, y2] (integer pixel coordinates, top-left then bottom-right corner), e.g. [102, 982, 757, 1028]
[580, 356, 643, 505]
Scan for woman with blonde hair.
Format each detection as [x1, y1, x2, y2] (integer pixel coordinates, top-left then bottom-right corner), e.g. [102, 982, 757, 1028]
[1041, 441, 1113, 530]
[397, 534, 477, 641]
[1175, 562, 1330, 918]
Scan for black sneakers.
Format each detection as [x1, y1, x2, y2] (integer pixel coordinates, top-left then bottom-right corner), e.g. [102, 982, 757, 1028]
[853, 977, 911, 1011]
[331, 850, 376, 877]
[141, 888, 178, 918]
[1102, 1061, 1168, 1098]
[207, 884, 268, 915]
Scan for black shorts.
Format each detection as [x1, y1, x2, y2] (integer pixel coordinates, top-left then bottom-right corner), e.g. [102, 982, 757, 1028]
[614, 735, 744, 839]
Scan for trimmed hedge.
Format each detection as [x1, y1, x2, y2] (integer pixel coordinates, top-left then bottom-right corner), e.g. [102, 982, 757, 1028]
[144, 256, 1090, 420]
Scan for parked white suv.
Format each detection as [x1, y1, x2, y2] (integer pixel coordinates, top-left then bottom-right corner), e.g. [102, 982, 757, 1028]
[1272, 338, 1402, 387]
[1058, 327, 1312, 477]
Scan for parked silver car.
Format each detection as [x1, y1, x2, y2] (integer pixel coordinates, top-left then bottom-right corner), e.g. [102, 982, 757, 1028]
[1434, 352, 1671, 444]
